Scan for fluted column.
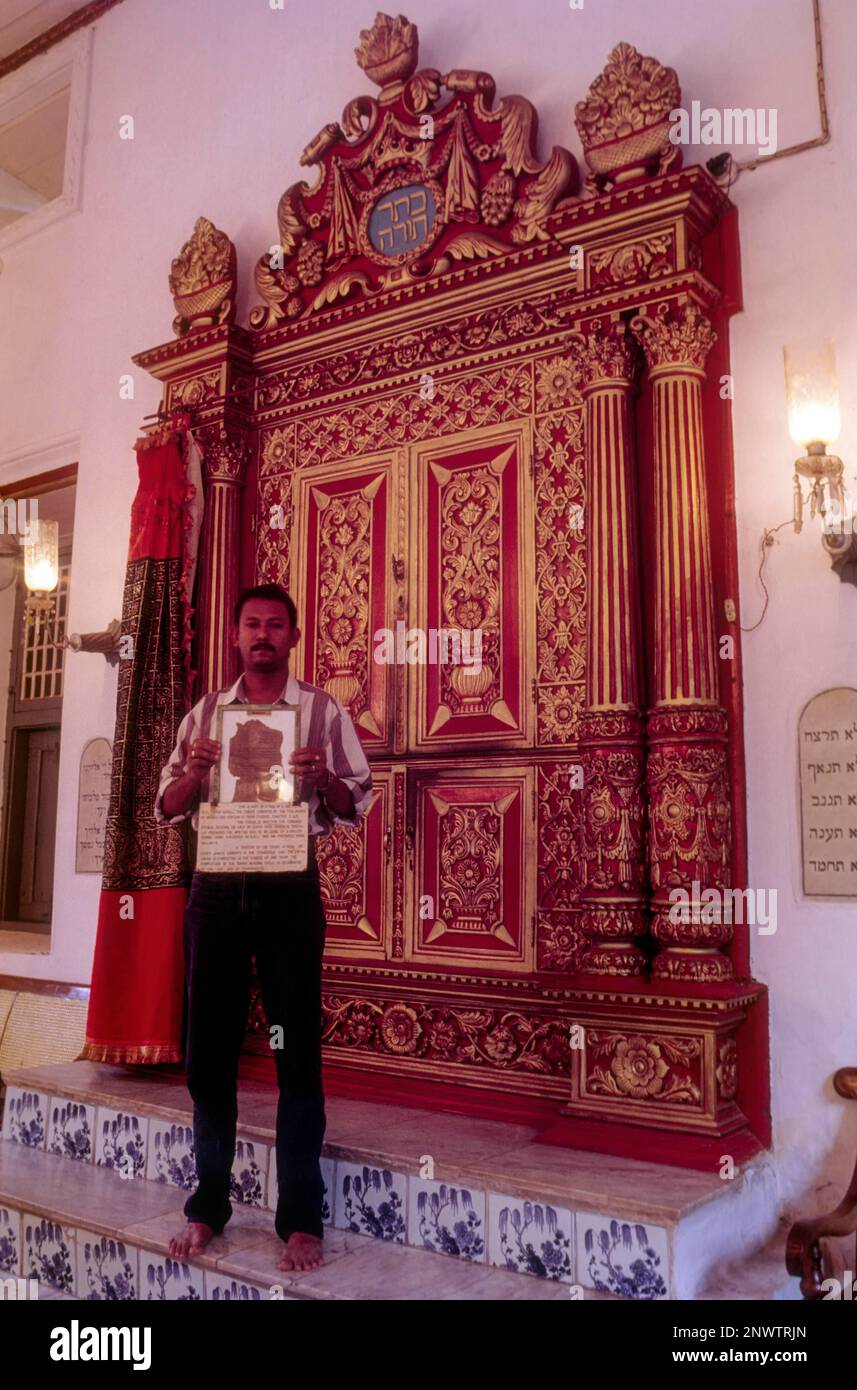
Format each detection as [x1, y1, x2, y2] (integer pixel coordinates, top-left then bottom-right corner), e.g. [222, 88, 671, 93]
[195, 427, 250, 693]
[631, 301, 733, 982]
[574, 321, 648, 977]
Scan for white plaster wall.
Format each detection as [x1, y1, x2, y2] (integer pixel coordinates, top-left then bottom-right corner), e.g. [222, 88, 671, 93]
[0, 0, 854, 1215]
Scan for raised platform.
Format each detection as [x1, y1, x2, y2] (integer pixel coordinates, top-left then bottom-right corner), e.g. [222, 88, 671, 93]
[0, 1062, 794, 1301]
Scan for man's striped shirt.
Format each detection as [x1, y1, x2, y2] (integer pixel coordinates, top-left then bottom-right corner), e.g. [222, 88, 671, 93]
[154, 671, 373, 836]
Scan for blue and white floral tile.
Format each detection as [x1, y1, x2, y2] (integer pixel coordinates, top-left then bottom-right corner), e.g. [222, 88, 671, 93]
[23, 1214, 75, 1294]
[0, 1206, 21, 1274]
[488, 1193, 574, 1282]
[408, 1180, 487, 1262]
[575, 1211, 670, 1300]
[139, 1250, 204, 1301]
[76, 1230, 138, 1301]
[206, 1273, 267, 1301]
[265, 1150, 335, 1225]
[47, 1097, 93, 1164]
[320, 1156, 335, 1225]
[334, 1163, 407, 1243]
[2, 1087, 47, 1148]
[94, 1108, 148, 1181]
[146, 1122, 196, 1191]
[229, 1139, 267, 1207]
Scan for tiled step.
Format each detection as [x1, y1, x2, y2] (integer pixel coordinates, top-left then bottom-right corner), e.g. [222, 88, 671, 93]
[0, 1143, 601, 1301]
[1, 1061, 781, 1300]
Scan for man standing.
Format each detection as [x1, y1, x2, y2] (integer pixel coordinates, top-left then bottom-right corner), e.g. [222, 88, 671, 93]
[155, 583, 372, 1272]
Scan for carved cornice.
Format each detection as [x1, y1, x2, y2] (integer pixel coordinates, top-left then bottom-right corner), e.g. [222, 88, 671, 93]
[631, 300, 717, 376]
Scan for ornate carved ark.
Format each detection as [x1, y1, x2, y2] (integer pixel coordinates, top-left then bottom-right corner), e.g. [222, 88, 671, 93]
[134, 17, 768, 1167]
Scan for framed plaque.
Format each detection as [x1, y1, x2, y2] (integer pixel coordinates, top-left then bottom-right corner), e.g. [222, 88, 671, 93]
[210, 703, 300, 806]
[197, 703, 309, 873]
[75, 737, 112, 873]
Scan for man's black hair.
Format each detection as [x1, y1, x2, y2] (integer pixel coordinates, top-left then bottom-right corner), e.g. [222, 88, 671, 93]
[233, 584, 298, 630]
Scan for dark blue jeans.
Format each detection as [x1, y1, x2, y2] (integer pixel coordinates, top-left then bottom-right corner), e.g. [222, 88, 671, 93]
[181, 864, 327, 1241]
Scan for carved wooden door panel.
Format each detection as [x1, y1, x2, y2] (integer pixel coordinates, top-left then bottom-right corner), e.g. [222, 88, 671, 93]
[291, 452, 399, 751]
[315, 771, 391, 959]
[409, 423, 535, 752]
[405, 763, 535, 973]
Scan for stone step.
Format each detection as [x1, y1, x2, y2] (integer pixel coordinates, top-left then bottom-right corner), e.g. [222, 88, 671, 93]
[0, 1142, 602, 1301]
[1, 1060, 782, 1300]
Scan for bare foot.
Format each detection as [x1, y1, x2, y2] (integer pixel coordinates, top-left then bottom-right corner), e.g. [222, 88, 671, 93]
[277, 1231, 323, 1272]
[169, 1222, 216, 1260]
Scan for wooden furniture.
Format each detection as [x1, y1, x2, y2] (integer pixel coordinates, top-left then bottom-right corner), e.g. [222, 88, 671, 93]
[133, 17, 768, 1168]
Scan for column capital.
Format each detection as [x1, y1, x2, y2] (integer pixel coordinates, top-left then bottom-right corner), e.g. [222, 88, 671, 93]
[198, 426, 250, 485]
[631, 300, 716, 378]
[571, 319, 641, 391]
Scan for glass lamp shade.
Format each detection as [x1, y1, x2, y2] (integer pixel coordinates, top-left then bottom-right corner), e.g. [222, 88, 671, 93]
[783, 341, 841, 448]
[23, 518, 59, 593]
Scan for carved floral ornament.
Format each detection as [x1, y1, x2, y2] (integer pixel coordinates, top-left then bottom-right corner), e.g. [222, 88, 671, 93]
[239, 16, 685, 329]
[168, 216, 237, 338]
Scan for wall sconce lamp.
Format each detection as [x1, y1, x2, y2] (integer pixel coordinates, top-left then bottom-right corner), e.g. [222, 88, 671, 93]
[22, 517, 59, 637]
[784, 341, 857, 586]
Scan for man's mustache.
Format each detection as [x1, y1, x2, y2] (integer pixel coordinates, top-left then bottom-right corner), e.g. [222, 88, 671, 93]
[251, 643, 274, 652]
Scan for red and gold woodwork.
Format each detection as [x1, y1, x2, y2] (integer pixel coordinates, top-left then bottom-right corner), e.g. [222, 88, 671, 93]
[133, 16, 767, 1168]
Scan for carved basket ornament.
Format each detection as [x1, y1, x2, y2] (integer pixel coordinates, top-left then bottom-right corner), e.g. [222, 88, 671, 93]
[168, 216, 237, 337]
[574, 42, 681, 192]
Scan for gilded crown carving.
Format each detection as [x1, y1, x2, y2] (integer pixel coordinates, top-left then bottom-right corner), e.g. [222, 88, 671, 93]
[168, 217, 237, 338]
[631, 301, 716, 374]
[574, 42, 681, 193]
[250, 12, 578, 328]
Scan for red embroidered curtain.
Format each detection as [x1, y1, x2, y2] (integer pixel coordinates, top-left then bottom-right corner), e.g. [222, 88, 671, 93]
[81, 427, 199, 1064]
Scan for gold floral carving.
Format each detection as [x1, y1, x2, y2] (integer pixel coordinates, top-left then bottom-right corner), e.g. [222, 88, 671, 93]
[716, 1038, 738, 1101]
[537, 911, 585, 973]
[321, 995, 570, 1076]
[316, 823, 368, 931]
[257, 474, 292, 588]
[538, 763, 585, 915]
[648, 745, 731, 892]
[631, 300, 717, 375]
[533, 404, 585, 743]
[296, 364, 532, 467]
[259, 424, 295, 478]
[257, 296, 567, 408]
[170, 370, 222, 412]
[168, 216, 236, 337]
[587, 1032, 703, 1106]
[439, 467, 500, 712]
[575, 43, 682, 193]
[314, 490, 371, 713]
[589, 234, 673, 287]
[437, 806, 502, 936]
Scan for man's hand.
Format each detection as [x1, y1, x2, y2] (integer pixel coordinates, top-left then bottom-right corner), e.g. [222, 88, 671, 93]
[161, 739, 220, 820]
[187, 738, 221, 783]
[289, 746, 331, 790]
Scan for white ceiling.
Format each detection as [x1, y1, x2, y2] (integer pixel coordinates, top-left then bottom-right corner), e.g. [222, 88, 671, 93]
[0, 1, 82, 62]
